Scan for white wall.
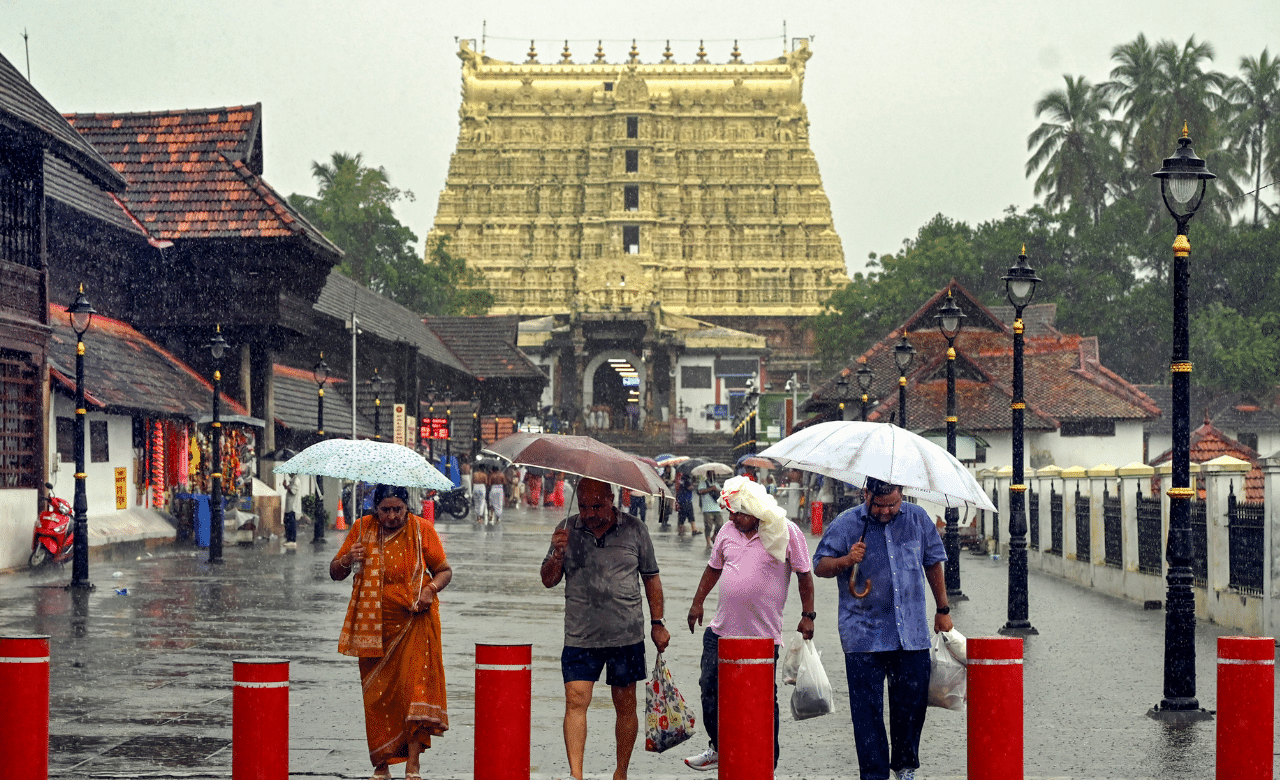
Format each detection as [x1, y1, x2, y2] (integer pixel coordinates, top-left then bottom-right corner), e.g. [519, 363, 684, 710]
[529, 354, 557, 412]
[49, 395, 136, 517]
[0, 489, 38, 570]
[1029, 421, 1145, 469]
[673, 356, 723, 434]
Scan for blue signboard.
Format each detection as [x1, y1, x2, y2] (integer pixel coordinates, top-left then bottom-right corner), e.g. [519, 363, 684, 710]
[713, 404, 729, 420]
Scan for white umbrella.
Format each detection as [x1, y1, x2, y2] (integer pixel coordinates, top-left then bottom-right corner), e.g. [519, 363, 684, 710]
[760, 421, 996, 511]
[690, 461, 733, 478]
[272, 439, 454, 491]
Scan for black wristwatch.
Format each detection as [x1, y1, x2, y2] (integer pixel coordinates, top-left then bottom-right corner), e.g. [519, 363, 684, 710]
[801, 611, 817, 621]
[935, 606, 951, 615]
[651, 618, 666, 627]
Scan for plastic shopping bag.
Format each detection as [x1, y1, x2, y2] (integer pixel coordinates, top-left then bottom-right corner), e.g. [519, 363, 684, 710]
[927, 629, 967, 711]
[644, 654, 697, 753]
[789, 638, 834, 720]
[781, 632, 804, 685]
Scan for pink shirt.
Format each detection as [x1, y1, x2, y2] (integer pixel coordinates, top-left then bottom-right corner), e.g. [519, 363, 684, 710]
[707, 521, 812, 645]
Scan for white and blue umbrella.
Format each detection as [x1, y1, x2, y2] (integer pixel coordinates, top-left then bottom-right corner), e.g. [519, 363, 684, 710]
[272, 438, 453, 491]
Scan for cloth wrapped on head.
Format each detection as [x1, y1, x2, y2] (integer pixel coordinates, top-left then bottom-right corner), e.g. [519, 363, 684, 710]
[718, 475, 789, 562]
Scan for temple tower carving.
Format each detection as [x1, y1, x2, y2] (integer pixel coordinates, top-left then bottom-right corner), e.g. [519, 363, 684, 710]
[429, 39, 848, 376]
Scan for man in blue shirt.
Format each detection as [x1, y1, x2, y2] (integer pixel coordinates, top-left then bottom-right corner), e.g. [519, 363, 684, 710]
[813, 478, 952, 780]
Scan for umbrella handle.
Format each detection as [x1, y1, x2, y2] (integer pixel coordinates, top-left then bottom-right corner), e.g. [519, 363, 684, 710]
[847, 530, 871, 598]
[848, 563, 872, 598]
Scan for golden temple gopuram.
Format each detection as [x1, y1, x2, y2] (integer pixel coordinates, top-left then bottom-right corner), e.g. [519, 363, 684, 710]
[428, 39, 849, 433]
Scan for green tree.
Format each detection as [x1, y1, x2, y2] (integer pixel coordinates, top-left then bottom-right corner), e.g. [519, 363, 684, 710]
[289, 152, 419, 292]
[414, 234, 495, 316]
[1225, 49, 1280, 225]
[1190, 303, 1280, 394]
[1025, 75, 1119, 225]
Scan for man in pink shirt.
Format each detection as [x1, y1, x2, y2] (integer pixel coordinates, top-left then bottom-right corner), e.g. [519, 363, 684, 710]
[682, 476, 815, 772]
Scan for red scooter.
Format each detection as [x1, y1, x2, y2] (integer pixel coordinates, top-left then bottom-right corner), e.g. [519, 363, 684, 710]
[30, 482, 73, 568]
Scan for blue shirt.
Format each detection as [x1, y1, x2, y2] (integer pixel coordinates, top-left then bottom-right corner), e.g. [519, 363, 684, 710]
[813, 501, 946, 654]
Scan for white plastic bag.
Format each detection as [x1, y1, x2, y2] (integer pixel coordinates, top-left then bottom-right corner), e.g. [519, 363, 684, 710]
[781, 632, 804, 685]
[927, 629, 967, 711]
[790, 638, 834, 720]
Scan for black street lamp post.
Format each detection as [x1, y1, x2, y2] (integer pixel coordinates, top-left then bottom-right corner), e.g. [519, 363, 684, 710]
[835, 375, 850, 419]
[935, 290, 968, 602]
[68, 286, 95, 590]
[207, 326, 228, 565]
[999, 248, 1041, 636]
[856, 360, 874, 421]
[893, 333, 916, 428]
[371, 369, 383, 441]
[1149, 126, 1215, 721]
[312, 354, 330, 546]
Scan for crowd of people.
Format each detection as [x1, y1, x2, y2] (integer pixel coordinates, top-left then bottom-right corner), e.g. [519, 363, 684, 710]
[330, 468, 951, 780]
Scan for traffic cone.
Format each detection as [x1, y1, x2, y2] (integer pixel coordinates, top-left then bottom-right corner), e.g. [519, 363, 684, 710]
[335, 501, 347, 531]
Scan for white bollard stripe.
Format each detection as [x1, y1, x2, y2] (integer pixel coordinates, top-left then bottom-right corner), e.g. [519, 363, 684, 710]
[0, 656, 49, 663]
[719, 658, 775, 665]
[234, 680, 289, 688]
[475, 663, 532, 671]
[968, 658, 1023, 666]
[1217, 658, 1275, 666]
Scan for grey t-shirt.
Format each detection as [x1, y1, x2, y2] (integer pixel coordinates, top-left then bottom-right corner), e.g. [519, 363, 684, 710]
[545, 511, 659, 648]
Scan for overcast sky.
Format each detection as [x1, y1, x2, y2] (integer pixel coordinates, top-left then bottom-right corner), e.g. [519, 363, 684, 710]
[5, 1, 1275, 276]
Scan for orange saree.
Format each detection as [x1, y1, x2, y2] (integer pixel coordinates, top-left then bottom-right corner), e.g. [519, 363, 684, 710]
[336, 514, 449, 767]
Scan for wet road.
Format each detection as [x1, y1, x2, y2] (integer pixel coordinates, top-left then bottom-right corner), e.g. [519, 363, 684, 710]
[3, 501, 1277, 779]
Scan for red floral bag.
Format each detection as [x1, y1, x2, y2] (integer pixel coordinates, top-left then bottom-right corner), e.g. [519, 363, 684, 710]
[644, 653, 696, 753]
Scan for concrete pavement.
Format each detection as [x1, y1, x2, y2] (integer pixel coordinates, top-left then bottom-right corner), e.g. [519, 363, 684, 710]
[2, 500, 1277, 779]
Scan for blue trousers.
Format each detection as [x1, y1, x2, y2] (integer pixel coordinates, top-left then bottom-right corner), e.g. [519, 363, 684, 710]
[698, 628, 779, 765]
[843, 649, 930, 780]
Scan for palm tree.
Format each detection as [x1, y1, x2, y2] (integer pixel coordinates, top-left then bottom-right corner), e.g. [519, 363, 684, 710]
[1100, 35, 1163, 195]
[1025, 75, 1119, 225]
[1225, 49, 1279, 225]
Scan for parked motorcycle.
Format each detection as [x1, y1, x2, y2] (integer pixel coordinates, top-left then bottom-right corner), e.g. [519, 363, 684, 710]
[30, 482, 73, 568]
[428, 487, 470, 520]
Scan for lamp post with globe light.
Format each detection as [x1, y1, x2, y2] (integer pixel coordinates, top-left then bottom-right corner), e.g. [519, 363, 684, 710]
[312, 354, 330, 546]
[893, 334, 916, 428]
[206, 326, 229, 565]
[999, 248, 1041, 636]
[934, 290, 967, 601]
[1149, 126, 1216, 722]
[371, 369, 383, 441]
[856, 360, 874, 421]
[67, 286, 95, 590]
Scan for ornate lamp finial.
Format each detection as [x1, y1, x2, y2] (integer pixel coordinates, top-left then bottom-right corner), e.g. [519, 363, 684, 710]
[663, 40, 674, 62]
[730, 40, 742, 62]
[629, 39, 640, 63]
[696, 40, 708, 63]
[594, 40, 606, 63]
[560, 41, 572, 64]
[526, 40, 538, 63]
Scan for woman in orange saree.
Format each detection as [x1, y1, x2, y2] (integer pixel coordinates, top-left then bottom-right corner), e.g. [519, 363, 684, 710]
[331, 484, 452, 780]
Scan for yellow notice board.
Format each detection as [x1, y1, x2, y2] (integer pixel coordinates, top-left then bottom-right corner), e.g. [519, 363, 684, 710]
[114, 467, 128, 509]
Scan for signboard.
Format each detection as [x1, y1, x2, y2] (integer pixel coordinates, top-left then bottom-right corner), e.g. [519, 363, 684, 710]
[393, 403, 407, 446]
[406, 416, 417, 448]
[420, 417, 451, 441]
[670, 418, 688, 446]
[712, 404, 729, 420]
[114, 467, 128, 509]
[621, 375, 639, 387]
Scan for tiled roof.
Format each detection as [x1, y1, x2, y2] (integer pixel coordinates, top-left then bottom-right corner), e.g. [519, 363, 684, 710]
[1135, 386, 1280, 437]
[0, 51, 125, 192]
[804, 282, 1158, 433]
[47, 304, 249, 422]
[424, 316, 548, 381]
[314, 271, 470, 375]
[272, 364, 377, 439]
[1150, 421, 1263, 501]
[63, 104, 339, 254]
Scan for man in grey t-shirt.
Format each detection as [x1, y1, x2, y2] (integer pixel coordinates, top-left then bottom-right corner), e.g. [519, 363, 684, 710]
[542, 478, 670, 780]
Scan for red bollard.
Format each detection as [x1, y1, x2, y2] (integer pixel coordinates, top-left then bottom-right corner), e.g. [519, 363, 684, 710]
[810, 501, 823, 535]
[717, 636, 774, 780]
[421, 497, 435, 525]
[968, 637, 1023, 780]
[474, 644, 532, 779]
[553, 479, 565, 508]
[1217, 636, 1274, 779]
[1, 635, 49, 780]
[232, 658, 289, 780]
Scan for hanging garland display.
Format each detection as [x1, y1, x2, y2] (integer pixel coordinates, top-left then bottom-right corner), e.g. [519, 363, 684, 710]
[150, 420, 165, 508]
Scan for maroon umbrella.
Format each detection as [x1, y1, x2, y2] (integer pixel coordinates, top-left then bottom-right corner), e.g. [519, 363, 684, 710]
[485, 433, 672, 498]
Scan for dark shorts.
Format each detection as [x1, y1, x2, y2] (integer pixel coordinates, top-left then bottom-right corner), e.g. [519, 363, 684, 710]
[561, 642, 647, 687]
